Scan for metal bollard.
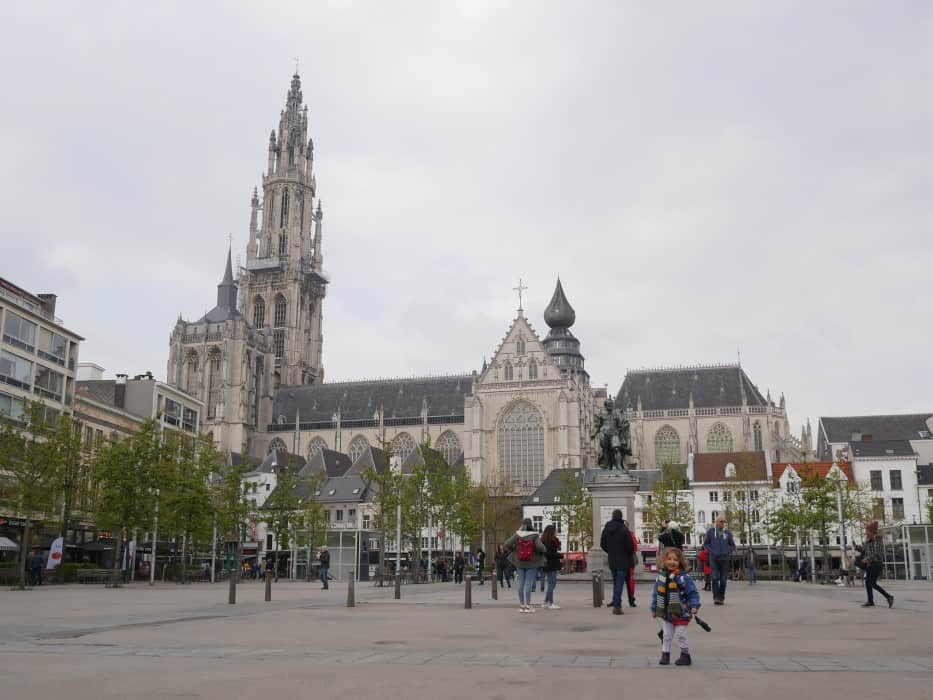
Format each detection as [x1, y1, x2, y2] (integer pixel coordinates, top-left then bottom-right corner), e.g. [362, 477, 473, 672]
[591, 571, 602, 608]
[265, 570, 272, 602]
[394, 573, 401, 600]
[465, 575, 472, 609]
[228, 568, 237, 605]
[491, 572, 498, 600]
[347, 572, 355, 607]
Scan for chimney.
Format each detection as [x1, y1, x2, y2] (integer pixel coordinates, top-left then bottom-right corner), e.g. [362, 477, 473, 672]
[115, 374, 127, 409]
[37, 293, 57, 317]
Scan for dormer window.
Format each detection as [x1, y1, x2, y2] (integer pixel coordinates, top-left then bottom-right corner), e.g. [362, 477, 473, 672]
[532, 496, 540, 503]
[553, 495, 561, 503]
[725, 462, 736, 478]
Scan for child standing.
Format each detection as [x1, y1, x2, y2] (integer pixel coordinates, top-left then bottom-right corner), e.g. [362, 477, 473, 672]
[651, 546, 701, 666]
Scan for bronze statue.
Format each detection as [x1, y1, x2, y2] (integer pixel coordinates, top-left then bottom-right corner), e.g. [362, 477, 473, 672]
[592, 397, 632, 471]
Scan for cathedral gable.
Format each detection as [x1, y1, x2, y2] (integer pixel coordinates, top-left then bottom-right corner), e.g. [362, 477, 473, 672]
[478, 314, 559, 387]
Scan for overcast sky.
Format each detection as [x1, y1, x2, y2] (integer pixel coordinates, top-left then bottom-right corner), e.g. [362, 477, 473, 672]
[2, 2, 931, 436]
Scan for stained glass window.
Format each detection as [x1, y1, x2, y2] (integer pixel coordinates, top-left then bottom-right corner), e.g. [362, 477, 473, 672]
[348, 435, 370, 463]
[207, 348, 221, 419]
[307, 436, 327, 459]
[274, 295, 287, 327]
[753, 421, 763, 451]
[706, 422, 734, 453]
[504, 363, 514, 381]
[393, 432, 415, 461]
[437, 430, 461, 465]
[498, 401, 545, 488]
[528, 360, 537, 380]
[253, 296, 265, 328]
[654, 425, 680, 466]
[268, 438, 287, 456]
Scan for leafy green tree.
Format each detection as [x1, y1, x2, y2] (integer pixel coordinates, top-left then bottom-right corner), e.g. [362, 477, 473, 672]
[0, 401, 58, 588]
[764, 500, 805, 580]
[721, 457, 773, 547]
[643, 464, 693, 541]
[213, 463, 251, 574]
[478, 473, 522, 552]
[46, 412, 88, 580]
[363, 439, 399, 580]
[449, 465, 481, 553]
[263, 455, 303, 580]
[93, 418, 164, 586]
[550, 469, 593, 552]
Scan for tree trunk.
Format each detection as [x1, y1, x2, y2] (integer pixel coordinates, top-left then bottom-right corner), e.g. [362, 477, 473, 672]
[110, 527, 125, 587]
[17, 518, 30, 590]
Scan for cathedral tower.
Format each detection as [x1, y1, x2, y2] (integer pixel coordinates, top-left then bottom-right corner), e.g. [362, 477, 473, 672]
[240, 72, 327, 389]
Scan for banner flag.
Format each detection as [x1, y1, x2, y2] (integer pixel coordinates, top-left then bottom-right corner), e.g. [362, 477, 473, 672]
[47, 536, 64, 570]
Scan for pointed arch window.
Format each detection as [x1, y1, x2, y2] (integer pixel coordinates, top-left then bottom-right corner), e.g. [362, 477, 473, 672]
[280, 190, 289, 228]
[278, 234, 287, 257]
[516, 338, 526, 354]
[437, 430, 462, 466]
[268, 437, 287, 456]
[706, 422, 734, 453]
[504, 362, 514, 381]
[206, 348, 222, 419]
[185, 352, 199, 396]
[252, 296, 266, 328]
[654, 425, 681, 466]
[348, 435, 370, 463]
[528, 360, 538, 380]
[307, 436, 327, 459]
[274, 295, 287, 328]
[753, 421, 763, 451]
[498, 401, 545, 488]
[392, 432, 415, 461]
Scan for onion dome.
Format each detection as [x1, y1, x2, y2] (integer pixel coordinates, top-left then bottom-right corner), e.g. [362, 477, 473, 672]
[544, 277, 576, 329]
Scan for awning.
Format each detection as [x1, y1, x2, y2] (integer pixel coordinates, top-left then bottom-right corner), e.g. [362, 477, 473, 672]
[0, 536, 18, 551]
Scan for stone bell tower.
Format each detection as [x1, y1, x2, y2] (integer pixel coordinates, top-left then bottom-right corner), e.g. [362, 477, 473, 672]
[240, 72, 328, 389]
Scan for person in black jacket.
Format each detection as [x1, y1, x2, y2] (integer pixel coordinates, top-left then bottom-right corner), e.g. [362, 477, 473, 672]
[495, 545, 512, 588]
[541, 525, 563, 609]
[318, 546, 330, 590]
[600, 509, 635, 615]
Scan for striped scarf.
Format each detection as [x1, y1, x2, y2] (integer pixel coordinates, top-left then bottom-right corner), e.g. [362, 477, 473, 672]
[655, 569, 682, 619]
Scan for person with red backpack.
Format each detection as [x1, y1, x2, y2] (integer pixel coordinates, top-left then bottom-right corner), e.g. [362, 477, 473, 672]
[504, 518, 547, 613]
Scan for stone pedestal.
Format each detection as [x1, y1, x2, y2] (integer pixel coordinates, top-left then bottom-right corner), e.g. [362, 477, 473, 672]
[586, 470, 638, 575]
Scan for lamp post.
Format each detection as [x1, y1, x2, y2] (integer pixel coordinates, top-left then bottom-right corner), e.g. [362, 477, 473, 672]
[834, 477, 847, 576]
[149, 489, 160, 586]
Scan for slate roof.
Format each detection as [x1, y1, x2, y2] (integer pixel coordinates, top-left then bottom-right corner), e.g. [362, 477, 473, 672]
[617, 365, 767, 411]
[228, 452, 263, 469]
[76, 380, 117, 407]
[848, 440, 917, 458]
[301, 475, 373, 504]
[346, 446, 388, 476]
[525, 468, 584, 505]
[198, 248, 243, 323]
[633, 469, 664, 492]
[820, 414, 933, 443]
[252, 450, 306, 474]
[301, 448, 353, 479]
[271, 375, 472, 424]
[692, 451, 768, 482]
[771, 462, 854, 483]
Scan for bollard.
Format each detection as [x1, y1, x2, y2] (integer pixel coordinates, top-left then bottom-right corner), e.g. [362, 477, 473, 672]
[394, 573, 401, 600]
[491, 572, 498, 601]
[265, 570, 272, 602]
[591, 571, 601, 608]
[465, 575, 472, 609]
[228, 568, 237, 605]
[347, 572, 355, 608]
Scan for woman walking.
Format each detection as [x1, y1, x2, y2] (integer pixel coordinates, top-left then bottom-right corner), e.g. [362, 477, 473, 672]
[855, 520, 893, 608]
[541, 525, 563, 609]
[495, 545, 512, 588]
[504, 518, 546, 613]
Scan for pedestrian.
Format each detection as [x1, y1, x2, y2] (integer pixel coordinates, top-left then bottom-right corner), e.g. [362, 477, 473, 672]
[29, 549, 43, 586]
[746, 547, 757, 585]
[703, 514, 735, 605]
[627, 526, 639, 607]
[541, 524, 563, 609]
[600, 509, 636, 616]
[651, 546, 701, 666]
[454, 552, 465, 584]
[658, 520, 686, 549]
[495, 545, 512, 588]
[476, 547, 486, 585]
[319, 545, 330, 590]
[504, 517, 546, 613]
[854, 521, 893, 608]
[697, 548, 711, 591]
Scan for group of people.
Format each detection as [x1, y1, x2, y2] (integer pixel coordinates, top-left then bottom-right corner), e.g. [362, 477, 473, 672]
[498, 519, 564, 612]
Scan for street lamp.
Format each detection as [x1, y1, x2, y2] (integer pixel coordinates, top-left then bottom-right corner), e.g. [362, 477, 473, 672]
[149, 489, 160, 586]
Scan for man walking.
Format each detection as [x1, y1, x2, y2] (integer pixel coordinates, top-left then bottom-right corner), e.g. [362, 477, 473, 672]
[476, 547, 486, 585]
[319, 545, 330, 590]
[704, 515, 735, 605]
[600, 509, 635, 615]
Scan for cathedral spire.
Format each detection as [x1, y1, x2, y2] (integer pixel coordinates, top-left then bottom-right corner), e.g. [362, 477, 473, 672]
[543, 277, 576, 329]
[217, 245, 238, 310]
[542, 277, 586, 378]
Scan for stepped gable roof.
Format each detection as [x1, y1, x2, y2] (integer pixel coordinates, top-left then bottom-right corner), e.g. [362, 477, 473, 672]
[617, 364, 766, 411]
[272, 374, 472, 423]
[849, 440, 917, 458]
[302, 448, 352, 478]
[346, 446, 388, 476]
[771, 461, 854, 483]
[917, 464, 933, 486]
[76, 380, 116, 406]
[525, 468, 584, 505]
[820, 414, 933, 443]
[693, 451, 768, 482]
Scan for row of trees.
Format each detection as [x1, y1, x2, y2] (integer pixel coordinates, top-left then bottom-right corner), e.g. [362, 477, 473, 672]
[0, 400, 255, 588]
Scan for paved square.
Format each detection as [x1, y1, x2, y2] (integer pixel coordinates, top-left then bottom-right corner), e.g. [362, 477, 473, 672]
[1, 578, 932, 699]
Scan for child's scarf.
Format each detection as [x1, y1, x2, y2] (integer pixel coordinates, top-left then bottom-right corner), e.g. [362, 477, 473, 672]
[655, 568, 682, 619]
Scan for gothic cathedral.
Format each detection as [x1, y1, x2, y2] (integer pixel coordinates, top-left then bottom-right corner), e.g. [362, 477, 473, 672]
[167, 73, 327, 456]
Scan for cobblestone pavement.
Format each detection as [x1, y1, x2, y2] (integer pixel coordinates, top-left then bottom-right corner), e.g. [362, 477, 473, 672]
[2, 578, 932, 699]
